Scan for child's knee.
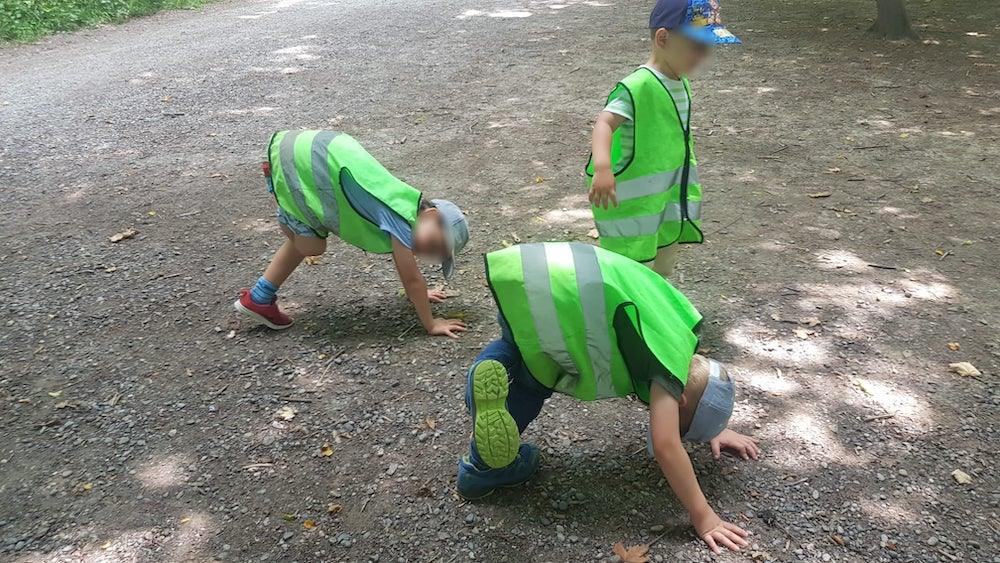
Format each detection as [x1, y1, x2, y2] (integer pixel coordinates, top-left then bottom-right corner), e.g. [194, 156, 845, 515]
[293, 235, 326, 257]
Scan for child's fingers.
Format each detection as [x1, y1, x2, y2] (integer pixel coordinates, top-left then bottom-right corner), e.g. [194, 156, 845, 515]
[711, 440, 721, 460]
[610, 191, 618, 208]
[713, 532, 742, 552]
[702, 535, 722, 555]
[723, 522, 750, 537]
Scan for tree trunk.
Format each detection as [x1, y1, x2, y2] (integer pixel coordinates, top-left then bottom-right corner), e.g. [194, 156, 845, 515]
[871, 0, 919, 39]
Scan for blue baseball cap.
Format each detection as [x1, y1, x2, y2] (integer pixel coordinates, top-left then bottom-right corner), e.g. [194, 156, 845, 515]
[431, 199, 468, 279]
[682, 358, 735, 443]
[650, 0, 741, 45]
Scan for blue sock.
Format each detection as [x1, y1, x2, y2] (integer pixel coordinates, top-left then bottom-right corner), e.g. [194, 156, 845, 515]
[250, 276, 279, 305]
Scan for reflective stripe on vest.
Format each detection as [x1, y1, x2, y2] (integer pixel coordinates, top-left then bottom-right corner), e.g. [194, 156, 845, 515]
[278, 130, 342, 234]
[615, 164, 699, 202]
[520, 243, 615, 398]
[597, 201, 702, 238]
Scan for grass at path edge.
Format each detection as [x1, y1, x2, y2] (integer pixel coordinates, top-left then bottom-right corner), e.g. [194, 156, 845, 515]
[1, 0, 207, 42]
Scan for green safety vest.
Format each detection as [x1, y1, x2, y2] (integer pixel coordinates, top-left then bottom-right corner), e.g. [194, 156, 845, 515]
[585, 68, 703, 263]
[486, 242, 702, 403]
[268, 130, 422, 254]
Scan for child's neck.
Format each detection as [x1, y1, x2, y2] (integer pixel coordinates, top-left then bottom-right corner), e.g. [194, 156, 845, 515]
[647, 53, 682, 80]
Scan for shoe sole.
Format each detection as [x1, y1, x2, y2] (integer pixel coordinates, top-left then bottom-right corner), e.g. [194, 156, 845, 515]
[471, 360, 520, 469]
[233, 300, 293, 331]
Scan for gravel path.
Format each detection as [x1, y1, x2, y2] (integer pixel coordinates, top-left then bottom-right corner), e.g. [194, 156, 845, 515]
[1, 0, 997, 561]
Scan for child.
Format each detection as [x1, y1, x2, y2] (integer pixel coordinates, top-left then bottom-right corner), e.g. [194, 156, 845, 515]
[457, 242, 760, 555]
[586, 0, 740, 277]
[235, 130, 469, 339]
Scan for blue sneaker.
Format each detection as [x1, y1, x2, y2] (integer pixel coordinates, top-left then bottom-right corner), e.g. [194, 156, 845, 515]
[456, 443, 540, 500]
[469, 360, 520, 468]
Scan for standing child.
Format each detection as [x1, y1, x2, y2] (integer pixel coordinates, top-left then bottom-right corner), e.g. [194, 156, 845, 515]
[586, 0, 740, 277]
[457, 242, 760, 555]
[235, 130, 469, 339]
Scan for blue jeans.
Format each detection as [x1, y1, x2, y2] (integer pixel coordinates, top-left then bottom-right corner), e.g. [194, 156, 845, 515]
[465, 318, 553, 468]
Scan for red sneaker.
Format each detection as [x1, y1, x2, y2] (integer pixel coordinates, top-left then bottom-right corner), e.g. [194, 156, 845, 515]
[234, 288, 293, 330]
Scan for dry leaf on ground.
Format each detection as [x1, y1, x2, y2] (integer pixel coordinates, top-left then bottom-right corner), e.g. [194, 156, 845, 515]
[948, 362, 981, 377]
[808, 191, 832, 198]
[327, 503, 342, 514]
[302, 519, 317, 530]
[275, 406, 297, 421]
[424, 417, 437, 430]
[951, 469, 972, 484]
[320, 444, 334, 457]
[946, 342, 960, 351]
[612, 542, 650, 563]
[304, 256, 321, 265]
[108, 228, 137, 243]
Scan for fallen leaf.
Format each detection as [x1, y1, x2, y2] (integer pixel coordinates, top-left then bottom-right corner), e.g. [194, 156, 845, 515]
[946, 342, 960, 351]
[281, 513, 296, 522]
[275, 406, 297, 421]
[800, 316, 822, 327]
[100, 541, 112, 550]
[501, 239, 512, 248]
[445, 310, 468, 321]
[826, 167, 842, 174]
[612, 541, 650, 563]
[320, 444, 334, 457]
[831, 534, 845, 546]
[948, 362, 981, 377]
[302, 519, 317, 530]
[587, 228, 600, 239]
[108, 228, 137, 243]
[47, 391, 62, 398]
[81, 482, 93, 491]
[327, 503, 343, 514]
[304, 256, 321, 265]
[920, 197, 934, 203]
[793, 327, 813, 339]
[854, 379, 876, 396]
[54, 401, 70, 409]
[899, 132, 910, 139]
[534, 176, 548, 184]
[225, 330, 236, 339]
[951, 469, 972, 484]
[147, 210, 157, 217]
[180, 517, 192, 524]
[424, 417, 437, 430]
[808, 192, 832, 198]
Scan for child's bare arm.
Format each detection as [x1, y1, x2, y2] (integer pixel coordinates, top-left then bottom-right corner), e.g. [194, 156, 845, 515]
[589, 111, 626, 209]
[391, 237, 466, 339]
[649, 384, 749, 554]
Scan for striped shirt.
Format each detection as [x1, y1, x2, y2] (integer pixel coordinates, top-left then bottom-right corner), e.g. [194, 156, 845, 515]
[603, 65, 690, 174]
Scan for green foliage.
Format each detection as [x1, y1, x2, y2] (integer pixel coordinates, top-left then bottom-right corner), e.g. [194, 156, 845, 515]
[0, 0, 205, 42]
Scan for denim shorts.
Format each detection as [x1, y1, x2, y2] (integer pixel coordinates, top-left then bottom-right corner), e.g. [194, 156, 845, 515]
[267, 177, 326, 238]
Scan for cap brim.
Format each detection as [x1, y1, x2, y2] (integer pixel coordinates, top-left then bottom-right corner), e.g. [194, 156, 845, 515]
[679, 24, 742, 45]
[440, 224, 457, 279]
[682, 366, 735, 442]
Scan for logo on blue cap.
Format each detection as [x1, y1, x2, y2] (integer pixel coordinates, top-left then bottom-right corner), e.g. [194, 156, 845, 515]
[650, 0, 741, 45]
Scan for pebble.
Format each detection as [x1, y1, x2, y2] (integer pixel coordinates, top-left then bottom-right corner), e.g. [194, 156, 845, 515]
[926, 536, 939, 546]
[649, 524, 664, 533]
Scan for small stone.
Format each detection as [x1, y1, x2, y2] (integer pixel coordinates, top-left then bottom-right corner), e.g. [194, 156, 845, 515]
[926, 536, 939, 546]
[649, 524, 665, 533]
[898, 469, 908, 477]
[465, 514, 476, 525]
[812, 489, 820, 500]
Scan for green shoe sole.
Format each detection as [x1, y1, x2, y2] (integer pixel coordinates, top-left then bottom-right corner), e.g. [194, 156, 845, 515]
[472, 360, 520, 469]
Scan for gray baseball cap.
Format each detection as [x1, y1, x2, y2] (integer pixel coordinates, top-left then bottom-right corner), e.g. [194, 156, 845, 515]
[431, 199, 468, 278]
[682, 359, 735, 443]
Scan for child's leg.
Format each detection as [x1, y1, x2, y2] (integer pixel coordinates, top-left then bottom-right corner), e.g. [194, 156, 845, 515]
[650, 244, 680, 278]
[466, 339, 551, 468]
[251, 226, 326, 304]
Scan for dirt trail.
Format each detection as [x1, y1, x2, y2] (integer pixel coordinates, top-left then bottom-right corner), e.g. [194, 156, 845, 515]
[1, 0, 997, 562]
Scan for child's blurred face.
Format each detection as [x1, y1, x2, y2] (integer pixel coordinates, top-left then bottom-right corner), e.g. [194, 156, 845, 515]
[413, 208, 447, 262]
[655, 29, 710, 76]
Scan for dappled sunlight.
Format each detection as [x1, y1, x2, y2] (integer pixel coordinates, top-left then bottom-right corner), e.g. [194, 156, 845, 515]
[771, 412, 863, 468]
[846, 376, 931, 423]
[897, 278, 955, 301]
[739, 366, 800, 395]
[725, 320, 831, 365]
[456, 9, 533, 19]
[135, 453, 193, 490]
[814, 249, 869, 273]
[540, 207, 591, 225]
[857, 497, 925, 528]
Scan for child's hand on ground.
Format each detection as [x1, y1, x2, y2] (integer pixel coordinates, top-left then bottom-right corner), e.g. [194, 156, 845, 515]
[428, 317, 467, 339]
[589, 168, 618, 209]
[691, 507, 750, 555]
[710, 429, 760, 461]
[427, 289, 450, 303]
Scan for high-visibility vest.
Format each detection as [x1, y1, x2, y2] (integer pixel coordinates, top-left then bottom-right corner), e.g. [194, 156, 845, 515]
[585, 68, 703, 263]
[486, 242, 702, 403]
[268, 130, 422, 253]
